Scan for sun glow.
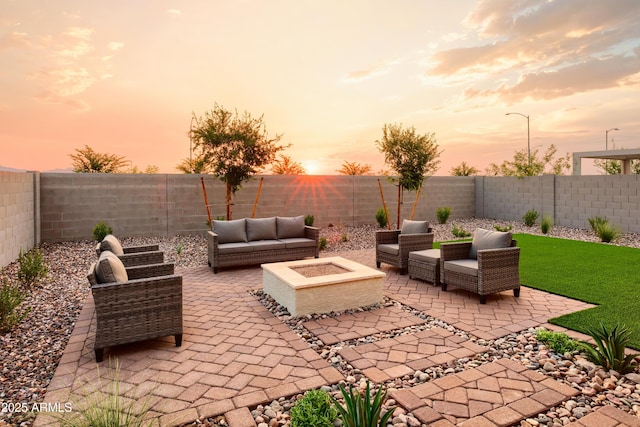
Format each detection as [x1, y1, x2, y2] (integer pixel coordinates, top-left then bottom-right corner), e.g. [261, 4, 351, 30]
[303, 160, 320, 175]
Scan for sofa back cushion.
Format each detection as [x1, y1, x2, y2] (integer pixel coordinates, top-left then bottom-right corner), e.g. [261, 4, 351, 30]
[95, 251, 128, 283]
[99, 234, 124, 256]
[401, 219, 429, 234]
[247, 217, 277, 241]
[469, 228, 512, 259]
[277, 215, 305, 239]
[213, 219, 248, 243]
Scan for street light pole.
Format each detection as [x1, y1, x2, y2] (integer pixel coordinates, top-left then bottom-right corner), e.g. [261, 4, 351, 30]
[506, 112, 530, 171]
[189, 116, 195, 173]
[605, 127, 619, 175]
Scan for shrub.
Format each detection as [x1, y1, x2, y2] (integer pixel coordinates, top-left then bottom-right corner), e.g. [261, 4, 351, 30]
[318, 237, 328, 251]
[493, 224, 513, 232]
[594, 220, 621, 243]
[588, 216, 608, 233]
[523, 209, 539, 227]
[92, 221, 113, 242]
[331, 381, 395, 427]
[0, 271, 31, 333]
[17, 248, 49, 289]
[578, 322, 639, 374]
[436, 207, 451, 224]
[304, 214, 315, 227]
[540, 215, 553, 234]
[290, 389, 337, 427]
[341, 233, 349, 242]
[536, 329, 578, 354]
[451, 223, 471, 238]
[375, 208, 388, 228]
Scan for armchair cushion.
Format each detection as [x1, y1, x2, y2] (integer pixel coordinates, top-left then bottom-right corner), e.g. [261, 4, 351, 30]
[213, 219, 248, 244]
[95, 251, 128, 283]
[377, 243, 399, 255]
[276, 215, 305, 239]
[99, 234, 124, 256]
[469, 228, 512, 259]
[247, 217, 277, 241]
[401, 220, 429, 234]
[444, 259, 479, 277]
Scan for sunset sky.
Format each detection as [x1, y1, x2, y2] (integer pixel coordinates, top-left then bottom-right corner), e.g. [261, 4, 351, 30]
[2, 0, 640, 175]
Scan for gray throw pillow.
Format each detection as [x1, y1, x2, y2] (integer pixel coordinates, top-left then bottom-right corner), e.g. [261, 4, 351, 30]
[401, 219, 429, 234]
[469, 228, 512, 259]
[246, 217, 277, 241]
[99, 234, 124, 256]
[95, 251, 128, 283]
[276, 216, 305, 239]
[213, 219, 248, 243]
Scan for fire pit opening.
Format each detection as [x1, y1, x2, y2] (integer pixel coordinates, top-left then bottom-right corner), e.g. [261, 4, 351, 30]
[290, 262, 350, 278]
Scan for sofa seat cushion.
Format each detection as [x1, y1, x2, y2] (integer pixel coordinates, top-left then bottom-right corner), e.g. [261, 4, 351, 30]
[247, 240, 286, 251]
[279, 238, 316, 249]
[277, 216, 305, 239]
[444, 259, 478, 277]
[401, 219, 429, 235]
[377, 243, 399, 255]
[218, 242, 253, 254]
[469, 228, 511, 259]
[95, 251, 128, 283]
[213, 219, 248, 244]
[409, 249, 440, 264]
[247, 217, 277, 241]
[100, 234, 124, 256]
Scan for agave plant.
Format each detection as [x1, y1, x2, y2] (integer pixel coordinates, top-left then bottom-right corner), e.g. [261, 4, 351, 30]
[331, 382, 395, 427]
[579, 322, 640, 374]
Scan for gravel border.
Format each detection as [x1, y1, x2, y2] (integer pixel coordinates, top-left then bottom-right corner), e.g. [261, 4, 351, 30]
[2, 219, 640, 427]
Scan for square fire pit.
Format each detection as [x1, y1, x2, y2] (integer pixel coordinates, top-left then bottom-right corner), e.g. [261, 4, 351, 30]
[262, 257, 385, 317]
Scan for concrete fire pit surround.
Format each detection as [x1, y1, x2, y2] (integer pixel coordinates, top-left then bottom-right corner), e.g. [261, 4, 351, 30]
[262, 256, 386, 317]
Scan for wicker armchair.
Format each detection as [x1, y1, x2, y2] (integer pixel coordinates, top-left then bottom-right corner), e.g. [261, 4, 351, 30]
[440, 233, 520, 304]
[89, 260, 183, 362]
[376, 221, 434, 275]
[96, 234, 164, 267]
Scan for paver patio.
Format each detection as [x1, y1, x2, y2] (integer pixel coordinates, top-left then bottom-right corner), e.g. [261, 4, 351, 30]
[34, 248, 637, 427]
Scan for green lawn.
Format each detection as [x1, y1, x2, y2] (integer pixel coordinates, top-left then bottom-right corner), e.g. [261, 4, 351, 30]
[514, 234, 640, 350]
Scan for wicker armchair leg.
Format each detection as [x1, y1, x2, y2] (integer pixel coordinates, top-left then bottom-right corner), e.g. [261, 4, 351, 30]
[175, 334, 183, 347]
[441, 283, 448, 291]
[376, 261, 381, 268]
[400, 268, 407, 275]
[514, 288, 520, 297]
[95, 348, 104, 363]
[213, 267, 218, 274]
[480, 295, 487, 304]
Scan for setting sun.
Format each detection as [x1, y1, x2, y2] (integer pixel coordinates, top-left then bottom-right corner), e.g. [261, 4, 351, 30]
[303, 160, 320, 175]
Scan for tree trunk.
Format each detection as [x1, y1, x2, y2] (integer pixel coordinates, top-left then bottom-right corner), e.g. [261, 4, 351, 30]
[226, 182, 232, 220]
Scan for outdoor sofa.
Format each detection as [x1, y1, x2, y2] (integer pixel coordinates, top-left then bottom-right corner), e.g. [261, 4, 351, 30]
[87, 250, 183, 362]
[207, 215, 320, 273]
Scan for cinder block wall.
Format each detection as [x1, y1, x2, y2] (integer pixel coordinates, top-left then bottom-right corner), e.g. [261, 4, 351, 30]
[0, 171, 38, 268]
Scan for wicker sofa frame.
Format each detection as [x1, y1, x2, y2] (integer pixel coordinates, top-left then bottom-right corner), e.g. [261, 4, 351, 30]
[91, 262, 183, 362]
[207, 226, 320, 273]
[375, 229, 434, 275]
[440, 240, 520, 304]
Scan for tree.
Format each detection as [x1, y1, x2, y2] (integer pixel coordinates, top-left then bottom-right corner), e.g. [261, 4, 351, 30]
[190, 104, 286, 219]
[337, 161, 372, 175]
[70, 145, 128, 173]
[176, 148, 213, 174]
[271, 154, 306, 175]
[375, 123, 441, 227]
[486, 144, 571, 177]
[450, 161, 479, 176]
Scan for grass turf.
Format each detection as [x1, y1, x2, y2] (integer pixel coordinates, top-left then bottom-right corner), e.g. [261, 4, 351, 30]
[514, 233, 640, 350]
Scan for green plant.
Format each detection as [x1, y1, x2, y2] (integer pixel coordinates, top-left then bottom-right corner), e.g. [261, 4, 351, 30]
[540, 215, 553, 234]
[536, 329, 578, 354]
[304, 214, 315, 227]
[578, 322, 639, 374]
[341, 233, 349, 242]
[375, 208, 388, 228]
[523, 209, 539, 227]
[175, 243, 183, 256]
[588, 216, 609, 233]
[451, 223, 471, 238]
[0, 270, 31, 333]
[17, 248, 49, 289]
[331, 382, 395, 427]
[436, 207, 451, 224]
[290, 389, 337, 427]
[93, 221, 113, 242]
[594, 220, 621, 243]
[58, 359, 151, 427]
[493, 224, 513, 232]
[319, 237, 328, 250]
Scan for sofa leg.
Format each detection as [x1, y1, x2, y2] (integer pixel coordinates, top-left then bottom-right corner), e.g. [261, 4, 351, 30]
[400, 268, 407, 275]
[95, 348, 104, 363]
[441, 283, 447, 291]
[213, 267, 218, 274]
[175, 334, 183, 347]
[376, 261, 381, 268]
[514, 288, 520, 298]
[479, 295, 487, 304]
